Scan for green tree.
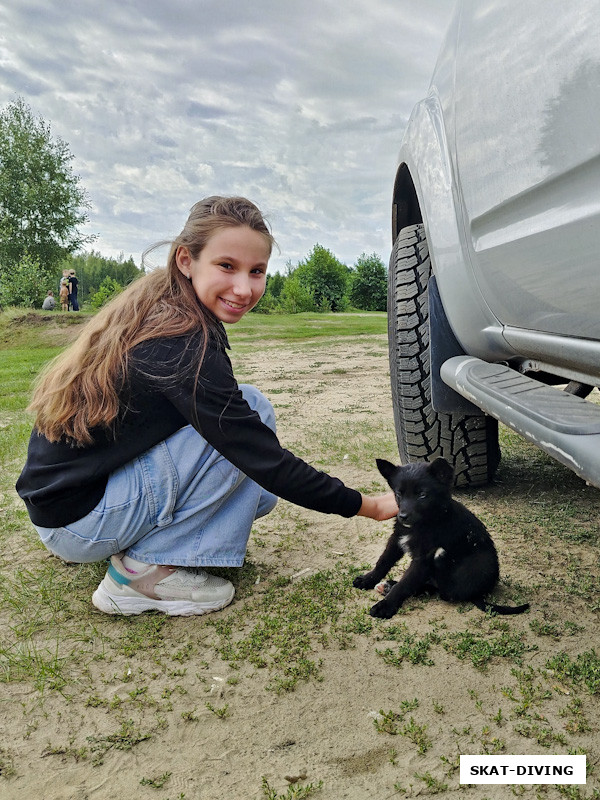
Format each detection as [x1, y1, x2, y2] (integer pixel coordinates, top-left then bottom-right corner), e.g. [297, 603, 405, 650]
[0, 97, 93, 276]
[0, 253, 53, 308]
[349, 252, 387, 311]
[293, 244, 349, 312]
[266, 272, 285, 299]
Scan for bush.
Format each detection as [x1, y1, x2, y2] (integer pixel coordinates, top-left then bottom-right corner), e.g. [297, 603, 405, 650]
[252, 290, 280, 314]
[280, 276, 317, 314]
[0, 253, 54, 309]
[90, 276, 123, 309]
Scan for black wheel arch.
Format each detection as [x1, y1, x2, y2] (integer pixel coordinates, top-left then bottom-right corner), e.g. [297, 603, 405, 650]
[392, 163, 422, 241]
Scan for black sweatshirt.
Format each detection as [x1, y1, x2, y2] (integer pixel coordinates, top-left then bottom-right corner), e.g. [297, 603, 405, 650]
[16, 326, 362, 527]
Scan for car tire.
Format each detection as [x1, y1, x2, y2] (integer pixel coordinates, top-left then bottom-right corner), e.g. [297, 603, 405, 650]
[387, 223, 500, 486]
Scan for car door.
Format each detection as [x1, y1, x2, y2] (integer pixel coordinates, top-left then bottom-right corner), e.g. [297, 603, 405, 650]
[451, 0, 600, 340]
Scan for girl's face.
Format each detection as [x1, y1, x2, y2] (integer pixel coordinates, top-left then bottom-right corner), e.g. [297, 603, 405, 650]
[176, 226, 270, 323]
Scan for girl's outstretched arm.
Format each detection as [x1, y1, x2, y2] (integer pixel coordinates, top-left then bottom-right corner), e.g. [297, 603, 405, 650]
[356, 491, 398, 521]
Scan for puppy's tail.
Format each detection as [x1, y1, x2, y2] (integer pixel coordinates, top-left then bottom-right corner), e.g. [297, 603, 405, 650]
[473, 598, 530, 616]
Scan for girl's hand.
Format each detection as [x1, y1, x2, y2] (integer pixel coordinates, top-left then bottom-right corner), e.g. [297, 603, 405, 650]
[356, 491, 398, 521]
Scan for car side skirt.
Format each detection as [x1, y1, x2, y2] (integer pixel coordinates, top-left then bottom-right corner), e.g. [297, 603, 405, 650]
[441, 355, 600, 489]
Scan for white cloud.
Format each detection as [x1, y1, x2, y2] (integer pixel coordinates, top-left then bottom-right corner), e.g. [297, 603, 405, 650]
[0, 0, 455, 271]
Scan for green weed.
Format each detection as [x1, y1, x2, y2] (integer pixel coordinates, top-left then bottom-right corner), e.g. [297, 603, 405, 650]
[86, 719, 153, 766]
[546, 650, 600, 695]
[444, 628, 535, 670]
[413, 771, 448, 793]
[501, 665, 553, 717]
[514, 720, 568, 748]
[377, 629, 438, 667]
[205, 702, 230, 719]
[374, 708, 432, 752]
[402, 717, 432, 754]
[140, 771, 171, 788]
[373, 699, 420, 737]
[261, 776, 323, 799]
[561, 698, 592, 734]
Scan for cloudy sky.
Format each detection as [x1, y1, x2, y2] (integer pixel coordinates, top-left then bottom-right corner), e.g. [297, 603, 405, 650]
[0, 0, 455, 272]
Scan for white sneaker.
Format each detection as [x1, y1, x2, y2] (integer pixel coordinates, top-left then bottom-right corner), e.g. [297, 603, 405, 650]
[92, 554, 235, 616]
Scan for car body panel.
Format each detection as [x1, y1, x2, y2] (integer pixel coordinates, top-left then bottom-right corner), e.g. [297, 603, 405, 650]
[398, 95, 513, 363]
[452, 0, 600, 338]
[396, 0, 600, 377]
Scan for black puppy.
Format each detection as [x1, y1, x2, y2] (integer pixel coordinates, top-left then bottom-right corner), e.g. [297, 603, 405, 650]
[354, 457, 529, 619]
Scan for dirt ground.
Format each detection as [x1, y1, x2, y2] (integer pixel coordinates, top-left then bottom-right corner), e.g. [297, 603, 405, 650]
[1, 333, 599, 800]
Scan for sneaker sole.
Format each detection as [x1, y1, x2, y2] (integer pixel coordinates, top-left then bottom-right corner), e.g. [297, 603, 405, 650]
[91, 582, 234, 616]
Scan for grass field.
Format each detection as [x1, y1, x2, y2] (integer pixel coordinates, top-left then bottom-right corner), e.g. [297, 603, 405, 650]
[0, 308, 599, 800]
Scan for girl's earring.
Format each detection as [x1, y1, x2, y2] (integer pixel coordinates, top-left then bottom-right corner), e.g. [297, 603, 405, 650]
[187, 274, 191, 280]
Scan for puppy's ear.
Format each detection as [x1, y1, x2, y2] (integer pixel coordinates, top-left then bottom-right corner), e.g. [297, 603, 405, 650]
[376, 458, 398, 485]
[428, 457, 454, 486]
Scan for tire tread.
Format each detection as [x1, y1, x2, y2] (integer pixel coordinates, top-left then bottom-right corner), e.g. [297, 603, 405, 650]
[388, 225, 500, 486]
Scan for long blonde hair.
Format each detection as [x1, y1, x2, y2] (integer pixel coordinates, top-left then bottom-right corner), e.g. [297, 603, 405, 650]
[29, 196, 274, 446]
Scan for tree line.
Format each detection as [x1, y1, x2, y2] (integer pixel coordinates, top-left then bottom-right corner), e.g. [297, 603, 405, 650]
[255, 245, 386, 314]
[1, 243, 387, 314]
[0, 97, 387, 313]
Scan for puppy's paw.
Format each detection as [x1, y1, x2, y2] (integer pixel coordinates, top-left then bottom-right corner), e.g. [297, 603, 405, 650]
[353, 572, 379, 590]
[369, 598, 400, 619]
[375, 579, 397, 596]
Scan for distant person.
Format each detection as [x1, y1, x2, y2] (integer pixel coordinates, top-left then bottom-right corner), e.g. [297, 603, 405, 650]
[59, 282, 69, 311]
[60, 270, 69, 295]
[68, 269, 79, 311]
[42, 291, 56, 311]
[16, 196, 398, 617]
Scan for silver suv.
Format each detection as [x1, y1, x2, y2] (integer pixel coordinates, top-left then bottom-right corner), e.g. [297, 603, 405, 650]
[388, 0, 600, 488]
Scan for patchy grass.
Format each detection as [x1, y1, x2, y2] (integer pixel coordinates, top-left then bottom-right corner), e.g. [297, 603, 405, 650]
[1, 309, 599, 799]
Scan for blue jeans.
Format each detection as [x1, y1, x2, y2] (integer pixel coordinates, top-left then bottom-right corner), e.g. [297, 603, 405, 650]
[34, 385, 278, 567]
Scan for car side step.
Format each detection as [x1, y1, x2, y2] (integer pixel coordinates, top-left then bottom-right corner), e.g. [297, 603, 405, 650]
[440, 356, 600, 487]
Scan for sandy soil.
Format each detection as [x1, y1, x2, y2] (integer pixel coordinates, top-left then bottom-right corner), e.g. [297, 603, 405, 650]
[1, 333, 599, 800]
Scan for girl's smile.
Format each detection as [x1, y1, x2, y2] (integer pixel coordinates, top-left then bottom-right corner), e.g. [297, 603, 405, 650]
[176, 226, 270, 323]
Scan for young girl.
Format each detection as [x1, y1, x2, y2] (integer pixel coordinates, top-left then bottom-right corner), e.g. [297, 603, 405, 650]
[59, 280, 69, 311]
[17, 196, 397, 617]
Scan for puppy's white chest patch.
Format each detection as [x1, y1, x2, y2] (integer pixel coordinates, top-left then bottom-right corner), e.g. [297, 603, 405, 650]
[399, 533, 412, 555]
[434, 547, 446, 559]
